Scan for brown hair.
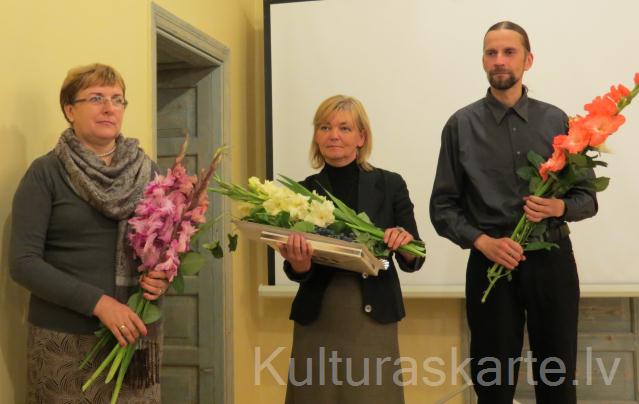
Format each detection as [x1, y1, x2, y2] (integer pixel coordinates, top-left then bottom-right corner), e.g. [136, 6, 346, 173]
[59, 63, 126, 123]
[310, 95, 374, 171]
[485, 21, 531, 53]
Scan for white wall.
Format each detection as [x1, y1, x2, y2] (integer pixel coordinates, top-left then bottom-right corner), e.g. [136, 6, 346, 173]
[268, 0, 639, 287]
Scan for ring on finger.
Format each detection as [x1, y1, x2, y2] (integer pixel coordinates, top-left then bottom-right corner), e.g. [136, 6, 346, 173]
[119, 324, 127, 332]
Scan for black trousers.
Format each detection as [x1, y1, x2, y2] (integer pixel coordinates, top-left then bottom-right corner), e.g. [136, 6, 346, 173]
[466, 237, 579, 404]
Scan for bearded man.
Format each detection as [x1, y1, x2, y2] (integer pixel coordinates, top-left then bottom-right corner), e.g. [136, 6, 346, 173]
[429, 21, 597, 404]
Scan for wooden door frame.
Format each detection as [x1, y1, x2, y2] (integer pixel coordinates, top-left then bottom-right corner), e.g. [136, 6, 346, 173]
[151, 4, 234, 403]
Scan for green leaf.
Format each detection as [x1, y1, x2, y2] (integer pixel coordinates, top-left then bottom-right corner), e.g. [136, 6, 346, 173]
[204, 240, 224, 258]
[277, 174, 320, 201]
[251, 205, 267, 215]
[557, 163, 577, 183]
[324, 189, 359, 221]
[291, 221, 315, 232]
[271, 211, 290, 228]
[227, 233, 238, 251]
[593, 177, 610, 192]
[583, 155, 598, 169]
[525, 241, 559, 251]
[179, 251, 205, 275]
[580, 177, 610, 193]
[251, 211, 270, 224]
[527, 150, 545, 168]
[573, 165, 593, 182]
[141, 302, 162, 324]
[593, 160, 608, 167]
[328, 221, 347, 234]
[529, 176, 541, 194]
[190, 214, 224, 244]
[355, 232, 371, 244]
[126, 292, 142, 311]
[356, 211, 373, 224]
[529, 223, 547, 237]
[172, 272, 185, 294]
[568, 153, 588, 167]
[370, 240, 390, 257]
[190, 219, 215, 244]
[517, 166, 538, 181]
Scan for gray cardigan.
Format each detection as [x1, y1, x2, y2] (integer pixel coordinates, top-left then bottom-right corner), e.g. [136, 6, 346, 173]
[10, 152, 118, 334]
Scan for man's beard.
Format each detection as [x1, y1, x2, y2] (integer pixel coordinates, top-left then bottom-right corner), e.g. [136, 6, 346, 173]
[488, 71, 517, 90]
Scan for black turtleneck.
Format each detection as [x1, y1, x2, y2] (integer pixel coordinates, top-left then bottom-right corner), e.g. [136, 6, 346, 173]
[323, 159, 359, 210]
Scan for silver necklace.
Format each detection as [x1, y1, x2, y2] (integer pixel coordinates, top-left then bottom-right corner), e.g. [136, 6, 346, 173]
[95, 145, 117, 158]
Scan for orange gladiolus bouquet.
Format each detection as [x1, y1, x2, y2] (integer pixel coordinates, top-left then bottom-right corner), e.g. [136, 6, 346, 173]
[482, 72, 639, 303]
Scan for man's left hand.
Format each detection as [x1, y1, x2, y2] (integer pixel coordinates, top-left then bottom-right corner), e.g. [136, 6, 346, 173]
[523, 195, 565, 223]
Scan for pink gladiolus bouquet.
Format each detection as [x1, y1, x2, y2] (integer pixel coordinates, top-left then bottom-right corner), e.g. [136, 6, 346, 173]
[80, 142, 226, 403]
[128, 157, 209, 282]
[482, 72, 639, 303]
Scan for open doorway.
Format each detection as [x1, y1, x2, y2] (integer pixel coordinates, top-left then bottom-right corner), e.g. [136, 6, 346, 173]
[153, 4, 232, 403]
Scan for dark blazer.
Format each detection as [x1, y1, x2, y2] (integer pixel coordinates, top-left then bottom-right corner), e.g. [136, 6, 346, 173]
[284, 165, 424, 325]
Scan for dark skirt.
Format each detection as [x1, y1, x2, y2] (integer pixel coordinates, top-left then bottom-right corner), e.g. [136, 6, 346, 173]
[285, 272, 404, 404]
[26, 323, 160, 404]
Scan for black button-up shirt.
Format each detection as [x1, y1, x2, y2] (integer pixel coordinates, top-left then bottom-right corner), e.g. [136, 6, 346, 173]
[430, 88, 598, 249]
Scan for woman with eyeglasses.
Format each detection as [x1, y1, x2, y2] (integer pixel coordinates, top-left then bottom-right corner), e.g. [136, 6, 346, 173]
[9, 63, 168, 403]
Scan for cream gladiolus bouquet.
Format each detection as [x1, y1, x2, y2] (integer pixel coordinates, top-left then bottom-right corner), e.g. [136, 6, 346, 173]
[211, 175, 426, 259]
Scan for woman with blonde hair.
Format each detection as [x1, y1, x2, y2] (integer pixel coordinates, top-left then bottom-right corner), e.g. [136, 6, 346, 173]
[279, 95, 424, 403]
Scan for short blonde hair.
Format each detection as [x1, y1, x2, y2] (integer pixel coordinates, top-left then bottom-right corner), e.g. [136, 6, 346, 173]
[310, 95, 374, 171]
[59, 63, 126, 123]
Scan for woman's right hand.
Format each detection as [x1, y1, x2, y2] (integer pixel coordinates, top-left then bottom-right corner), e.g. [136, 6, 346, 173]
[93, 295, 148, 347]
[278, 233, 314, 274]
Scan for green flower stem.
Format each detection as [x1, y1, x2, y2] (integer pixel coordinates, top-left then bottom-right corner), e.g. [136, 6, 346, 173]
[104, 294, 149, 402]
[81, 287, 154, 402]
[79, 332, 113, 370]
[617, 84, 638, 113]
[397, 245, 427, 257]
[105, 346, 126, 383]
[323, 186, 426, 258]
[482, 177, 555, 303]
[344, 222, 384, 238]
[111, 343, 137, 404]
[95, 327, 110, 339]
[137, 295, 148, 317]
[81, 343, 120, 391]
[345, 223, 426, 258]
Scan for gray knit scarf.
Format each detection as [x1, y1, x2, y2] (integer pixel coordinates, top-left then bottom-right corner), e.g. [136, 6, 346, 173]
[54, 128, 160, 388]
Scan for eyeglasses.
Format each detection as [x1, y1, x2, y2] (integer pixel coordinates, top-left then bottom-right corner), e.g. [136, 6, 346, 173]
[72, 95, 128, 109]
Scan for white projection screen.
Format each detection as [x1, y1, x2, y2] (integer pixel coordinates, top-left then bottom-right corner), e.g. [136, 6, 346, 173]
[264, 0, 639, 290]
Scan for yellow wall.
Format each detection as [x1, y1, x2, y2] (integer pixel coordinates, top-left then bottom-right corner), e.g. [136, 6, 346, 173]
[0, 1, 464, 403]
[0, 2, 154, 402]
